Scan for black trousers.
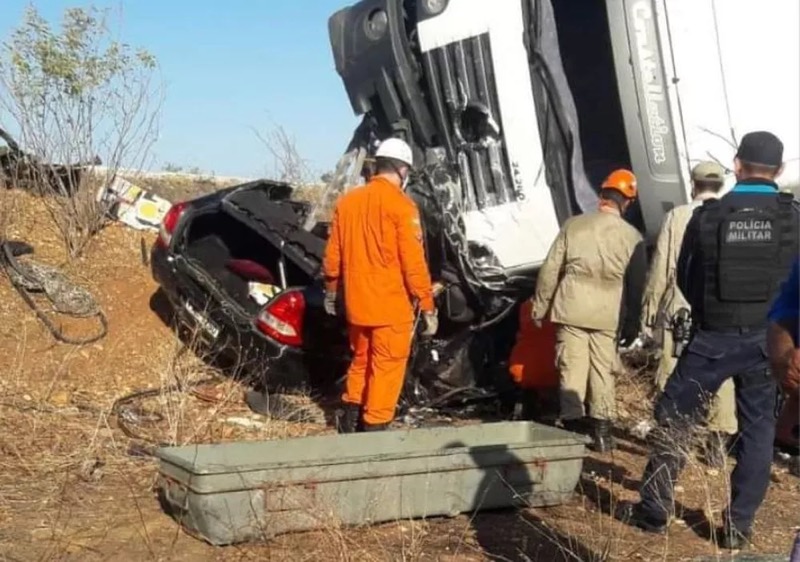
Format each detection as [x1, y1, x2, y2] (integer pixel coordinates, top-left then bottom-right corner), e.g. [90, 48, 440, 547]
[638, 328, 778, 533]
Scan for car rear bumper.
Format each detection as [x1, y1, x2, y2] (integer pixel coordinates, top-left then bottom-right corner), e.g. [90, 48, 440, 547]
[150, 244, 311, 389]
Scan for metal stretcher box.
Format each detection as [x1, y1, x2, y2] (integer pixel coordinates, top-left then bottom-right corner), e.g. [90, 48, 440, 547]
[155, 421, 589, 545]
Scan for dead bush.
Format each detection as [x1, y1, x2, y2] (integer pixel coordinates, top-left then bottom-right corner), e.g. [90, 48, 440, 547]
[0, 5, 162, 259]
[41, 173, 110, 258]
[257, 125, 316, 187]
[254, 123, 353, 226]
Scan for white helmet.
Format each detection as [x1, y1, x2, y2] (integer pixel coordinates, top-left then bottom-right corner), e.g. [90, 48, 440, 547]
[375, 138, 414, 168]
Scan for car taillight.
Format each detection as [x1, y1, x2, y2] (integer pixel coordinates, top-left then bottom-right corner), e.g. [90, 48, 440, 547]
[256, 290, 305, 347]
[156, 201, 188, 248]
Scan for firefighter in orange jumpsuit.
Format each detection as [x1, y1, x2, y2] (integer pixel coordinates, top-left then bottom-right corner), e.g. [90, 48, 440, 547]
[508, 300, 560, 422]
[322, 138, 438, 433]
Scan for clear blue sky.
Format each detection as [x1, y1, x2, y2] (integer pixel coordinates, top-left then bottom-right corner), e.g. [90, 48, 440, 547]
[0, 0, 361, 178]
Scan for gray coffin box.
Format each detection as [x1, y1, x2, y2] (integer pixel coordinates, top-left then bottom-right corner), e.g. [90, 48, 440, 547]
[155, 421, 589, 545]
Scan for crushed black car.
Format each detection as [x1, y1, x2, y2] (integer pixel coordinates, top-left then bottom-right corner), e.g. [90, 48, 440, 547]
[150, 177, 516, 413]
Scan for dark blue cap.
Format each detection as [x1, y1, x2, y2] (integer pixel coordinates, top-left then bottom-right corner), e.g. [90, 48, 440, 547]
[736, 131, 783, 167]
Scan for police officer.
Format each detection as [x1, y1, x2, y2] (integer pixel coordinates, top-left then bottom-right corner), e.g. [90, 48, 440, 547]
[624, 131, 800, 550]
[640, 161, 737, 467]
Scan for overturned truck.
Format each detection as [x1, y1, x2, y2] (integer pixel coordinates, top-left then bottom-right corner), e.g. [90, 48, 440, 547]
[151, 0, 800, 410]
[325, 0, 799, 321]
[323, 0, 799, 397]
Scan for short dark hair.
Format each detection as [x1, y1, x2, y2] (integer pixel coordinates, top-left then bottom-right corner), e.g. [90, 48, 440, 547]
[599, 188, 628, 206]
[740, 160, 781, 179]
[693, 179, 724, 193]
[375, 156, 408, 175]
[361, 159, 375, 181]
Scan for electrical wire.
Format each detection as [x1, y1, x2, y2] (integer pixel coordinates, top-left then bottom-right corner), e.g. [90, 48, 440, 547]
[111, 375, 223, 457]
[0, 241, 108, 345]
[427, 385, 496, 408]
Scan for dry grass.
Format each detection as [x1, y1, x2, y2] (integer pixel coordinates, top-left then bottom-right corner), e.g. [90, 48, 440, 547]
[0, 190, 798, 561]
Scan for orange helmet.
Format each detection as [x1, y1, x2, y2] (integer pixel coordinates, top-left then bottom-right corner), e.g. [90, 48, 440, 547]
[601, 169, 638, 199]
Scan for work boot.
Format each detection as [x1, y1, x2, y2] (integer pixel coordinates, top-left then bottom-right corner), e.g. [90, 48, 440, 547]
[703, 431, 729, 469]
[590, 418, 615, 453]
[361, 422, 390, 432]
[519, 389, 538, 421]
[617, 502, 668, 535]
[497, 387, 520, 420]
[539, 390, 561, 426]
[561, 417, 588, 435]
[716, 524, 752, 550]
[336, 403, 361, 434]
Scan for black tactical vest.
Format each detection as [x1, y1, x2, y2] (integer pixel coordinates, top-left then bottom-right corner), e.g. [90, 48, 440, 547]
[699, 191, 798, 330]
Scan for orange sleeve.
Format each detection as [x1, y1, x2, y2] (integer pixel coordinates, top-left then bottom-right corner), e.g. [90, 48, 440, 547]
[322, 205, 342, 293]
[396, 198, 434, 312]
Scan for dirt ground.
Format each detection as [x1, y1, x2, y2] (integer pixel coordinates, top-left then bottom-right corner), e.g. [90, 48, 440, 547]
[0, 188, 798, 562]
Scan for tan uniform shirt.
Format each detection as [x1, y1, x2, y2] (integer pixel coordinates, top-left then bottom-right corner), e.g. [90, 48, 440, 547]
[641, 193, 718, 329]
[532, 210, 644, 331]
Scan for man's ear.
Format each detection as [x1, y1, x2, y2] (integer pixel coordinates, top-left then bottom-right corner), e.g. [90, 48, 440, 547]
[775, 163, 785, 179]
[733, 157, 743, 178]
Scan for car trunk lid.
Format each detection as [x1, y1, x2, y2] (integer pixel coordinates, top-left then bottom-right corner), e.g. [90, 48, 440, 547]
[220, 182, 329, 281]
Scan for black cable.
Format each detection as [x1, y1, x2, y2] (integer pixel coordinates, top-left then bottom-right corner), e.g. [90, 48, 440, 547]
[427, 385, 496, 408]
[111, 376, 222, 456]
[0, 241, 108, 345]
[417, 168, 520, 328]
[470, 299, 517, 332]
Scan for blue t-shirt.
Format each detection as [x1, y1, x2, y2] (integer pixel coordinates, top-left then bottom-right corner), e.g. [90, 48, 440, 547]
[768, 256, 800, 345]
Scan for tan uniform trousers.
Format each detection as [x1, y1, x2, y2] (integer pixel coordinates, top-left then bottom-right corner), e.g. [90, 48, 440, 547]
[556, 325, 618, 421]
[657, 328, 738, 435]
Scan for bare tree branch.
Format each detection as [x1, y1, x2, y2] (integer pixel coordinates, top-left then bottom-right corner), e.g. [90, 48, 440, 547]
[0, 5, 163, 259]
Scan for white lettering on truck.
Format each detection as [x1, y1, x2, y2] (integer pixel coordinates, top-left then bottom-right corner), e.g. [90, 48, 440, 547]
[632, 1, 668, 165]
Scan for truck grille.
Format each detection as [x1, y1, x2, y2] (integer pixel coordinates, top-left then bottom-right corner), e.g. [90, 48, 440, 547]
[422, 33, 516, 211]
